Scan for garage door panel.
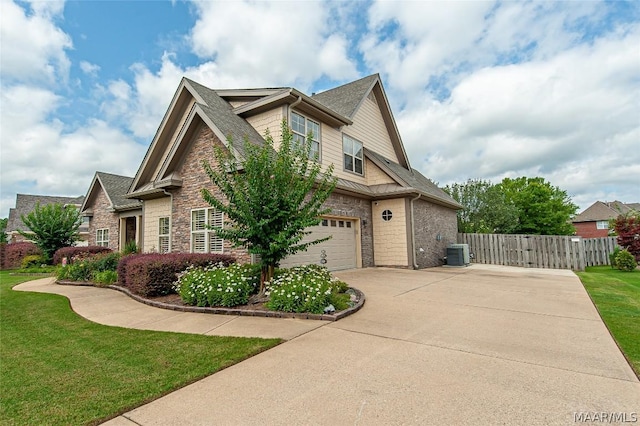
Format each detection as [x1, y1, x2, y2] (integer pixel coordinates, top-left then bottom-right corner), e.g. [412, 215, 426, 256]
[279, 218, 357, 271]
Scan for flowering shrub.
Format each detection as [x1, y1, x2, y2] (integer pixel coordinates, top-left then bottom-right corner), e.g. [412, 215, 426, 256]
[175, 263, 260, 307]
[266, 265, 349, 314]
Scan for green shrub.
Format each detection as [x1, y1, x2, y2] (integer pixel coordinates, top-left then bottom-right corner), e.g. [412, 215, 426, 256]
[614, 249, 638, 272]
[265, 265, 349, 314]
[610, 247, 621, 268]
[56, 252, 121, 282]
[122, 240, 138, 255]
[93, 270, 118, 286]
[175, 263, 260, 307]
[21, 255, 45, 269]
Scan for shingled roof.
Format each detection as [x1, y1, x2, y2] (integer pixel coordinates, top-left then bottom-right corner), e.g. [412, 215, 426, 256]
[6, 194, 85, 233]
[312, 74, 379, 118]
[185, 78, 266, 158]
[83, 172, 140, 213]
[573, 200, 638, 223]
[365, 149, 462, 209]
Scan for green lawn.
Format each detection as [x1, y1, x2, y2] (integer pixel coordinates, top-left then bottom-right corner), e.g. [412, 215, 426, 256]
[576, 266, 640, 376]
[0, 271, 281, 425]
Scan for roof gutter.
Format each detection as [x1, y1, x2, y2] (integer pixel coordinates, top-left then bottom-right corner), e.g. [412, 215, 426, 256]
[410, 193, 421, 269]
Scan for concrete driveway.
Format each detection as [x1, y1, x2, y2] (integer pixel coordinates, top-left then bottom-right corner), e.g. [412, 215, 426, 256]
[20, 265, 639, 425]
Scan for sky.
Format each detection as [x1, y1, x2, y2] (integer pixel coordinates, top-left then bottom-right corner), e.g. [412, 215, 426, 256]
[1, 0, 639, 219]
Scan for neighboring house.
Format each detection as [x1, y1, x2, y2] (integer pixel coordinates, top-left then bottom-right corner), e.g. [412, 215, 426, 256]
[80, 172, 142, 251]
[124, 74, 462, 270]
[573, 200, 639, 238]
[6, 194, 88, 244]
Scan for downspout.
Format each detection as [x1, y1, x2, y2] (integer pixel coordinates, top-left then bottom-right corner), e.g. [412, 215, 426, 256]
[288, 95, 303, 120]
[162, 190, 173, 253]
[410, 193, 421, 269]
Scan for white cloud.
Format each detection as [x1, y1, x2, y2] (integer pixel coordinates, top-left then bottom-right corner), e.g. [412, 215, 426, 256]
[397, 24, 640, 210]
[0, 0, 72, 83]
[80, 61, 100, 77]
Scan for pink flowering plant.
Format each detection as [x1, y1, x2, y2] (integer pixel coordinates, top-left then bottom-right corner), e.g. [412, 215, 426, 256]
[174, 263, 260, 307]
[265, 265, 349, 314]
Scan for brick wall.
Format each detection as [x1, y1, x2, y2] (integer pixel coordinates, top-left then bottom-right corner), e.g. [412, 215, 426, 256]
[87, 186, 120, 250]
[169, 124, 251, 264]
[322, 192, 374, 267]
[412, 199, 458, 268]
[574, 222, 609, 238]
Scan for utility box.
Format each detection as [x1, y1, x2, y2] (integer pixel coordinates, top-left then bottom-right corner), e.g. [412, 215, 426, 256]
[447, 244, 470, 266]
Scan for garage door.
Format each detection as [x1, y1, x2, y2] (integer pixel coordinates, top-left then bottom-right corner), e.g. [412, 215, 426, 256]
[279, 217, 357, 271]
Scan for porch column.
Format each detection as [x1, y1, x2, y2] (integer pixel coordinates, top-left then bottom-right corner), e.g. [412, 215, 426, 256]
[119, 218, 126, 252]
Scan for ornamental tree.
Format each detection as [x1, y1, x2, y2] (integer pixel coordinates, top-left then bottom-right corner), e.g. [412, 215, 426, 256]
[612, 212, 640, 261]
[201, 119, 337, 293]
[19, 203, 82, 262]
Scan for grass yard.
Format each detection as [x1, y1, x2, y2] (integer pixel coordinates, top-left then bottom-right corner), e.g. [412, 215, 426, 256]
[576, 266, 640, 376]
[0, 271, 281, 425]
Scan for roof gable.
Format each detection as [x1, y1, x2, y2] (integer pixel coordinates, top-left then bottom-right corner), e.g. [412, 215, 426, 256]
[82, 172, 139, 213]
[573, 200, 635, 222]
[313, 74, 410, 168]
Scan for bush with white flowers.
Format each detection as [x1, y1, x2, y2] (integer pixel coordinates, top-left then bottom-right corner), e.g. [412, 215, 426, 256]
[174, 263, 260, 307]
[265, 264, 349, 314]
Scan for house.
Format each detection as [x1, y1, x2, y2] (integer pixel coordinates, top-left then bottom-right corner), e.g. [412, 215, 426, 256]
[573, 201, 639, 238]
[6, 194, 88, 244]
[123, 74, 462, 270]
[80, 172, 142, 251]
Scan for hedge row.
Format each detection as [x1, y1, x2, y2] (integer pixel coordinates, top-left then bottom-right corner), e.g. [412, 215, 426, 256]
[0, 242, 41, 269]
[53, 246, 112, 265]
[117, 253, 236, 297]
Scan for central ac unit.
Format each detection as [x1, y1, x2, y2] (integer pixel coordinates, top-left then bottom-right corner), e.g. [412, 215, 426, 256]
[447, 244, 470, 266]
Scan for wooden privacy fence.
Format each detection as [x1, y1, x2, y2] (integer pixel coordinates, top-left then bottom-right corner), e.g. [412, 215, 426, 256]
[457, 233, 619, 271]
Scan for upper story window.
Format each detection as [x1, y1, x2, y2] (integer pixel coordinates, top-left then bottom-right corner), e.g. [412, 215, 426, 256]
[596, 220, 609, 230]
[291, 111, 320, 160]
[191, 208, 224, 253]
[343, 134, 363, 175]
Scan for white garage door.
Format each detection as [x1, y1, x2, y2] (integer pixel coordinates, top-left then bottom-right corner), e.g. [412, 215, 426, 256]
[279, 217, 357, 271]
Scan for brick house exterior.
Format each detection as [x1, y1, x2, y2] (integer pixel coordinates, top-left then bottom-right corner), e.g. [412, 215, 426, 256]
[124, 74, 462, 270]
[573, 201, 639, 238]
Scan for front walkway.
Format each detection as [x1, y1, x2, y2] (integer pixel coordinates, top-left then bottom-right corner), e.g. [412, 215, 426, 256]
[15, 265, 640, 425]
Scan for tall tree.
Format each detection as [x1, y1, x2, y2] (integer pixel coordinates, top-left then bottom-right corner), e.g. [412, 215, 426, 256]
[444, 179, 518, 234]
[498, 177, 578, 235]
[19, 203, 82, 261]
[201, 120, 337, 293]
[0, 218, 7, 243]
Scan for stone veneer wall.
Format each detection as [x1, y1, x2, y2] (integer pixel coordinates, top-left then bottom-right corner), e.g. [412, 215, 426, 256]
[168, 123, 374, 267]
[322, 192, 374, 267]
[412, 199, 458, 268]
[88, 186, 120, 250]
[169, 123, 251, 264]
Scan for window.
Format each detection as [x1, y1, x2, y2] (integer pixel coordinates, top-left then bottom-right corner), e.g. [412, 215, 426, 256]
[596, 221, 609, 230]
[291, 111, 320, 159]
[382, 210, 393, 221]
[343, 135, 363, 175]
[191, 208, 224, 253]
[96, 229, 109, 247]
[159, 217, 170, 253]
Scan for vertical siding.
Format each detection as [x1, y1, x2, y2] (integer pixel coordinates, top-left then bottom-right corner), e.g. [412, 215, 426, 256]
[143, 197, 171, 253]
[372, 198, 408, 266]
[346, 92, 398, 162]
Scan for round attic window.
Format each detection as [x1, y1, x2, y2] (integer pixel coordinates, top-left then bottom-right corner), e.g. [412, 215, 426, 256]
[382, 209, 393, 221]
